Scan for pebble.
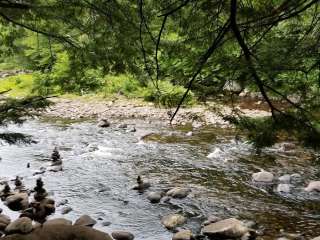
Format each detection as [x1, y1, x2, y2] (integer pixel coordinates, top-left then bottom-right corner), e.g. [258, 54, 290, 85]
[161, 214, 186, 230]
[61, 206, 73, 215]
[147, 192, 163, 203]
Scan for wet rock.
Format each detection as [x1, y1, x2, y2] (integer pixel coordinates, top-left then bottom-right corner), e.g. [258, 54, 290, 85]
[0, 208, 2, 213]
[61, 206, 73, 215]
[101, 221, 112, 226]
[278, 175, 291, 183]
[305, 181, 320, 192]
[166, 187, 191, 199]
[161, 214, 186, 230]
[47, 165, 63, 172]
[172, 230, 192, 240]
[290, 173, 302, 181]
[111, 231, 135, 240]
[33, 178, 48, 201]
[98, 119, 110, 128]
[207, 148, 222, 159]
[33, 167, 46, 176]
[117, 123, 128, 129]
[252, 171, 274, 183]
[186, 132, 193, 137]
[0, 214, 11, 231]
[56, 199, 68, 207]
[126, 127, 136, 133]
[74, 215, 97, 227]
[6, 193, 29, 211]
[132, 176, 150, 192]
[1, 224, 113, 240]
[277, 184, 291, 193]
[202, 218, 249, 239]
[44, 218, 72, 226]
[147, 192, 163, 203]
[5, 217, 33, 234]
[0, 183, 12, 201]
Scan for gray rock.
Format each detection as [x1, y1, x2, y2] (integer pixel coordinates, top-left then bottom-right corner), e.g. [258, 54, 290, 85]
[117, 124, 128, 129]
[61, 206, 73, 215]
[161, 214, 186, 230]
[126, 127, 136, 133]
[305, 181, 320, 192]
[166, 188, 191, 199]
[111, 231, 135, 240]
[147, 192, 163, 203]
[278, 174, 291, 183]
[252, 171, 274, 183]
[172, 230, 192, 240]
[202, 218, 249, 239]
[5, 217, 33, 234]
[74, 215, 97, 227]
[44, 218, 72, 226]
[310, 237, 320, 240]
[56, 199, 68, 207]
[203, 215, 221, 226]
[291, 173, 302, 181]
[101, 221, 112, 226]
[277, 184, 291, 193]
[98, 119, 110, 128]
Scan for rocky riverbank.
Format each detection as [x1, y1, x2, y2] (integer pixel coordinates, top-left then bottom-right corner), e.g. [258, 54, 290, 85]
[43, 97, 270, 126]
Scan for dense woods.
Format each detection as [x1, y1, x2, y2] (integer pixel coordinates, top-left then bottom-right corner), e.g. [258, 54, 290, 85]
[0, 0, 319, 147]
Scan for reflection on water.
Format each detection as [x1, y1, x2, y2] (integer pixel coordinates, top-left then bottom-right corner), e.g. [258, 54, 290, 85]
[0, 119, 319, 239]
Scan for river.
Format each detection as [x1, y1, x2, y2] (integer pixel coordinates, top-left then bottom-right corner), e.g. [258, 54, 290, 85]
[0, 118, 319, 239]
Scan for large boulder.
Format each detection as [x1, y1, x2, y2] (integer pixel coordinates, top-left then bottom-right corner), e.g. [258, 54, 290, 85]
[74, 215, 97, 227]
[2, 224, 113, 240]
[166, 188, 191, 199]
[161, 214, 186, 230]
[305, 181, 320, 192]
[0, 214, 11, 231]
[5, 217, 33, 235]
[202, 218, 249, 239]
[172, 230, 192, 240]
[111, 231, 135, 240]
[43, 218, 72, 226]
[6, 193, 29, 211]
[252, 171, 274, 183]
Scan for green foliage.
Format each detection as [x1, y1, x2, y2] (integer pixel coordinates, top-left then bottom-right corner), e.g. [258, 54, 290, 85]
[142, 81, 194, 108]
[103, 74, 141, 97]
[0, 74, 34, 97]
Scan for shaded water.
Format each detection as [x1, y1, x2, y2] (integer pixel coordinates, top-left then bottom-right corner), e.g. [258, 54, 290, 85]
[0, 119, 320, 239]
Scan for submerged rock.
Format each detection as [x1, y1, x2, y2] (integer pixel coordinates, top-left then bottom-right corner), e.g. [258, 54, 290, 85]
[305, 181, 320, 192]
[186, 131, 193, 137]
[161, 214, 186, 230]
[172, 230, 192, 240]
[166, 188, 191, 199]
[202, 218, 249, 239]
[111, 231, 135, 240]
[74, 215, 97, 227]
[252, 170, 274, 183]
[5, 217, 33, 235]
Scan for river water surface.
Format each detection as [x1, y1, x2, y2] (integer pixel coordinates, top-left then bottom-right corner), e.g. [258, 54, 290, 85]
[0, 119, 320, 239]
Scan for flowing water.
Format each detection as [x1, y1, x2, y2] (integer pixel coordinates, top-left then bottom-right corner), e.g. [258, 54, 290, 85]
[0, 118, 320, 240]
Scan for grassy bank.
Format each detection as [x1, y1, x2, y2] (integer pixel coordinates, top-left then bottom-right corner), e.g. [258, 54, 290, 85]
[0, 73, 195, 107]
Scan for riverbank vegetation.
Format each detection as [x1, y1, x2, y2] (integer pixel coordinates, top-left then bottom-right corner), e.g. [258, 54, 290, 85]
[0, 0, 319, 148]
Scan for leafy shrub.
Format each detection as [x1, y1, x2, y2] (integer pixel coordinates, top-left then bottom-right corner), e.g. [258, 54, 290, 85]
[142, 81, 194, 108]
[103, 74, 141, 97]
